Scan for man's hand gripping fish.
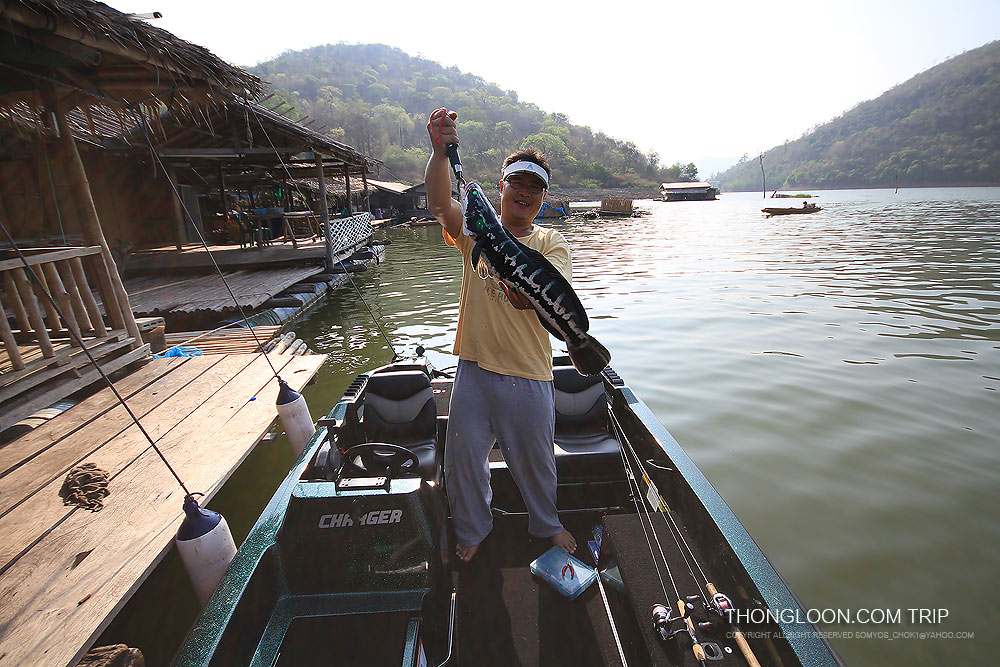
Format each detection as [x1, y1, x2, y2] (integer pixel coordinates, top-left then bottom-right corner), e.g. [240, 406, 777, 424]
[460, 179, 612, 376]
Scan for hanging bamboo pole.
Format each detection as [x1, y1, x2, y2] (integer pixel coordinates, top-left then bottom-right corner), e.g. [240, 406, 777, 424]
[3, 271, 32, 333]
[34, 266, 68, 341]
[69, 257, 106, 336]
[362, 170, 371, 212]
[0, 294, 24, 370]
[11, 267, 54, 358]
[48, 91, 142, 348]
[55, 260, 94, 333]
[41, 262, 81, 343]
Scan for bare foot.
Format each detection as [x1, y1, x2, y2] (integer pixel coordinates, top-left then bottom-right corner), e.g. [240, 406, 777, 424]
[455, 543, 480, 562]
[550, 529, 576, 554]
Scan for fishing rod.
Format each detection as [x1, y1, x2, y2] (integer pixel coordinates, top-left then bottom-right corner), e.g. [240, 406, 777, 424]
[610, 406, 762, 666]
[0, 219, 193, 499]
[615, 420, 708, 666]
[131, 107, 283, 380]
[245, 101, 401, 363]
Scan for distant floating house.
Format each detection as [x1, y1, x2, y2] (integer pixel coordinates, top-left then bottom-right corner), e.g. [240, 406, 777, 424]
[659, 182, 720, 201]
[366, 179, 428, 219]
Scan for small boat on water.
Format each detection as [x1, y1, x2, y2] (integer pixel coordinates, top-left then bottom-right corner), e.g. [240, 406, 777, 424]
[535, 201, 569, 219]
[172, 354, 843, 667]
[762, 205, 822, 217]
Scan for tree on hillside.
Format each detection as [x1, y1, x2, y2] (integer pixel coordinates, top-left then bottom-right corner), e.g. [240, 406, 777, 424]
[250, 42, 702, 188]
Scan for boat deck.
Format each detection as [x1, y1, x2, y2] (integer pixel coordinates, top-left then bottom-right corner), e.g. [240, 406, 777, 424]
[0, 352, 325, 667]
[452, 512, 639, 667]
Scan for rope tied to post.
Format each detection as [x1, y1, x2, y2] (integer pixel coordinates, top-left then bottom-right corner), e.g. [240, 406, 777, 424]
[61, 463, 111, 511]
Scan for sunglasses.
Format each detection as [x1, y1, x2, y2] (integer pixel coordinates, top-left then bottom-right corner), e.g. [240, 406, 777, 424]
[504, 175, 546, 195]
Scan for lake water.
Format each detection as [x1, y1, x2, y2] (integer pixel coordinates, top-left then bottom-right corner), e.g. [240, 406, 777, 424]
[104, 187, 999, 666]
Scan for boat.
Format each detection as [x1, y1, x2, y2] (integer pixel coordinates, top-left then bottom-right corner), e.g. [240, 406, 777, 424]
[761, 206, 822, 217]
[171, 353, 844, 667]
[535, 201, 569, 219]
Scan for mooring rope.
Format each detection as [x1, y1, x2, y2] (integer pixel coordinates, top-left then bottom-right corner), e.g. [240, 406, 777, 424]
[61, 463, 111, 512]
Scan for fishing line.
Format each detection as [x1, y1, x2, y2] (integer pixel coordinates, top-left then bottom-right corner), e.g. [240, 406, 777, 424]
[618, 415, 705, 601]
[612, 411, 675, 603]
[245, 101, 400, 362]
[129, 107, 282, 380]
[0, 218, 192, 498]
[612, 406, 710, 604]
[40, 144, 68, 246]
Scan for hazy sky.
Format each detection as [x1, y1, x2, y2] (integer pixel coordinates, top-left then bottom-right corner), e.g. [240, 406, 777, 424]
[108, 0, 998, 175]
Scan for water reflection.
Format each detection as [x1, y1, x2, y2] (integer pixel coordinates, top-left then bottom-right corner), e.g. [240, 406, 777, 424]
[315, 189, 999, 667]
[114, 188, 1000, 667]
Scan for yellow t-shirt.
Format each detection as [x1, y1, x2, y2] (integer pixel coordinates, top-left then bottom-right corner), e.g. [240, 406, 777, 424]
[445, 225, 572, 381]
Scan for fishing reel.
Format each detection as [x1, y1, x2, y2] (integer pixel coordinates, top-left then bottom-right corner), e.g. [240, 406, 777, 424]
[653, 594, 733, 640]
[652, 596, 704, 641]
[651, 603, 686, 642]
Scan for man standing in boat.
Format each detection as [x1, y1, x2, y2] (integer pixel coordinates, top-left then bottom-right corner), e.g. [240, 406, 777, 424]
[425, 108, 577, 562]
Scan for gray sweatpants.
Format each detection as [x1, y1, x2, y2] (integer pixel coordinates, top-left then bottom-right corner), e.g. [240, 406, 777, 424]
[445, 360, 563, 546]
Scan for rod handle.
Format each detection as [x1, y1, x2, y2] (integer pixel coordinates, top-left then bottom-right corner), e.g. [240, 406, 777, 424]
[678, 599, 707, 663]
[445, 143, 463, 180]
[706, 583, 761, 667]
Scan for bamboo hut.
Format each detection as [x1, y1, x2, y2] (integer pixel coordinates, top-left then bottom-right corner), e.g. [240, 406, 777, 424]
[0, 0, 262, 432]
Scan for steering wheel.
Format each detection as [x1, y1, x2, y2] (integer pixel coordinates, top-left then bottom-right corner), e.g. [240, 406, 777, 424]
[341, 443, 420, 479]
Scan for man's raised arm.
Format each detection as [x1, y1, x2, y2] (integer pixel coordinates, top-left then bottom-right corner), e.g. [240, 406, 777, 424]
[424, 108, 463, 239]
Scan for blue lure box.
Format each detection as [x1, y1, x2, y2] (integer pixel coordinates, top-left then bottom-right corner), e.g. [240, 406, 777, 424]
[530, 546, 597, 600]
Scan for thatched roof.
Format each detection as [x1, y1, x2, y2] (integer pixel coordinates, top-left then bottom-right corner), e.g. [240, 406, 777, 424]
[0, 0, 261, 117]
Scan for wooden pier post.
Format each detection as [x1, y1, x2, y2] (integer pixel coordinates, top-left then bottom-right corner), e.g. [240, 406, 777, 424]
[362, 170, 370, 212]
[317, 155, 332, 270]
[759, 153, 766, 199]
[49, 93, 142, 349]
[165, 163, 186, 250]
[344, 166, 352, 214]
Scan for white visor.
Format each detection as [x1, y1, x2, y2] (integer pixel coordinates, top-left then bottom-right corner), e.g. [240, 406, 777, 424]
[501, 161, 549, 188]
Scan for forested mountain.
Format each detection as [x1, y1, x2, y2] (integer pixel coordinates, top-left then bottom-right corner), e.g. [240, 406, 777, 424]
[714, 40, 1000, 192]
[250, 43, 699, 188]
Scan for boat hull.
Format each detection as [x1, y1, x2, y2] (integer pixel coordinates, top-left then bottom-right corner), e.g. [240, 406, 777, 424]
[172, 357, 843, 667]
[762, 207, 822, 217]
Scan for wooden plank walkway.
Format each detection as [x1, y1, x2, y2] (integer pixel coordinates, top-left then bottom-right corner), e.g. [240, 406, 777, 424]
[123, 266, 324, 317]
[0, 351, 326, 667]
[128, 240, 328, 272]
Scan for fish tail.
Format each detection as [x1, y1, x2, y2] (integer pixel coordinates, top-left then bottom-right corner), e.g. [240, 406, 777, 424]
[567, 334, 612, 376]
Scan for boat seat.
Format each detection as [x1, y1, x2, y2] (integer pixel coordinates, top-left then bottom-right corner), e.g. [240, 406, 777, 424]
[362, 369, 441, 482]
[553, 366, 621, 479]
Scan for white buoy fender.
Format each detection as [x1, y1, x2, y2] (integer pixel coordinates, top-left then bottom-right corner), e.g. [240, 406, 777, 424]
[175, 496, 237, 605]
[276, 379, 315, 458]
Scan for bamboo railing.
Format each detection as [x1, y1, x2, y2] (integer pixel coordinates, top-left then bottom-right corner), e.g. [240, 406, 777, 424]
[1, 245, 148, 433]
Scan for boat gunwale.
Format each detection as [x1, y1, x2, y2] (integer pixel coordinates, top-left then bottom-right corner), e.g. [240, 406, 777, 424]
[612, 382, 845, 666]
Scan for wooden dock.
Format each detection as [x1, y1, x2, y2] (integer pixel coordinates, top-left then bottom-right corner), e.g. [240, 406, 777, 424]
[124, 266, 325, 318]
[0, 351, 325, 667]
[127, 240, 328, 272]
